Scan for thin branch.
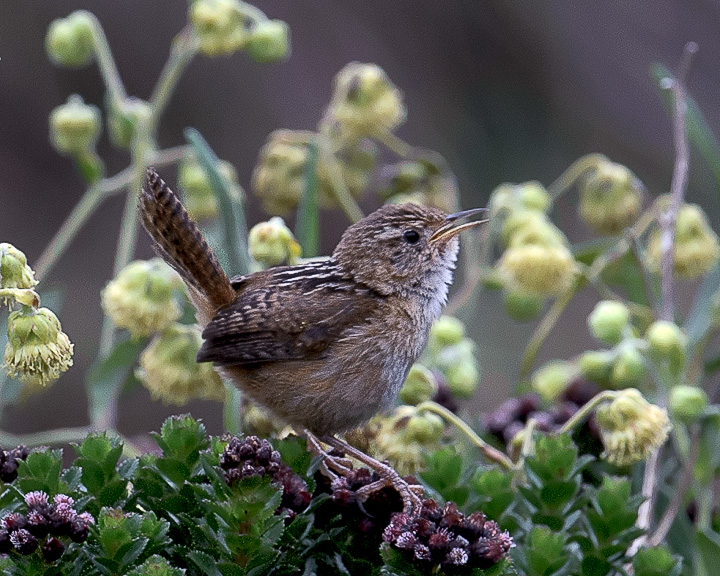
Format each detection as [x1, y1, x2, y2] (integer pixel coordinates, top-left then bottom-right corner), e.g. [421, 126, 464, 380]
[658, 42, 697, 322]
[648, 426, 700, 547]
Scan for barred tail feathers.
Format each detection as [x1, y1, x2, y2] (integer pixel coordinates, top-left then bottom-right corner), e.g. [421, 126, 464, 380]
[139, 168, 235, 325]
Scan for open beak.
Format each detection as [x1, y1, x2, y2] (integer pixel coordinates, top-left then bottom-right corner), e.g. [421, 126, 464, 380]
[429, 208, 489, 243]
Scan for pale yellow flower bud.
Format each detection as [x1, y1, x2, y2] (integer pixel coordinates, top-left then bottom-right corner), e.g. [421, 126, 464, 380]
[137, 324, 224, 405]
[498, 243, 577, 296]
[596, 389, 670, 466]
[178, 157, 238, 220]
[3, 307, 73, 388]
[0, 244, 38, 302]
[248, 217, 301, 268]
[190, 0, 249, 56]
[101, 259, 182, 338]
[578, 160, 643, 235]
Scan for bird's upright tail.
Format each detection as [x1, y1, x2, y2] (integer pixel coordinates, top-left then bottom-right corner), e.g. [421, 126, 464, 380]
[139, 168, 236, 326]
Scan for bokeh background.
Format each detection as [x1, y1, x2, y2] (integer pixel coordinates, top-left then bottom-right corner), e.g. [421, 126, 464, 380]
[1, 1, 719, 439]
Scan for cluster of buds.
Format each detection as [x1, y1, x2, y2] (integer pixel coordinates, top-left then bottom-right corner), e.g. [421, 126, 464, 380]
[0, 492, 94, 561]
[252, 130, 375, 215]
[178, 156, 239, 221]
[397, 318, 478, 414]
[577, 300, 648, 389]
[189, 0, 290, 62]
[1, 244, 74, 391]
[595, 388, 671, 467]
[315, 465, 405, 534]
[577, 158, 644, 235]
[482, 381, 601, 452]
[382, 500, 513, 572]
[106, 97, 152, 150]
[378, 154, 458, 213]
[646, 201, 720, 280]
[491, 182, 577, 299]
[326, 63, 406, 141]
[0, 445, 30, 483]
[367, 405, 445, 475]
[219, 435, 311, 519]
[136, 324, 224, 406]
[248, 217, 301, 268]
[101, 259, 183, 338]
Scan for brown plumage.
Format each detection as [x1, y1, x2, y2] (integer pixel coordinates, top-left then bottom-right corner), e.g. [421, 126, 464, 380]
[139, 168, 486, 436]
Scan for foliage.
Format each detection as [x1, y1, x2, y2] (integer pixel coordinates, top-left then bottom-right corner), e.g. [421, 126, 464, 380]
[1, 3, 719, 574]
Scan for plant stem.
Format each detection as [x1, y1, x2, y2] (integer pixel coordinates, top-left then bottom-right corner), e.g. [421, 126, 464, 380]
[546, 153, 607, 200]
[149, 26, 199, 133]
[556, 390, 618, 435]
[374, 129, 413, 158]
[85, 11, 126, 104]
[317, 136, 364, 223]
[520, 278, 582, 379]
[416, 401, 514, 470]
[648, 426, 699, 547]
[631, 42, 698, 557]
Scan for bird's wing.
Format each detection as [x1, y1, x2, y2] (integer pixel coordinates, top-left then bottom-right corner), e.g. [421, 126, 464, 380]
[198, 262, 377, 365]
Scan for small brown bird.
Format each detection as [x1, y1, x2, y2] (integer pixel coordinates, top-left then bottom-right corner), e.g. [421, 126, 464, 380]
[139, 168, 486, 510]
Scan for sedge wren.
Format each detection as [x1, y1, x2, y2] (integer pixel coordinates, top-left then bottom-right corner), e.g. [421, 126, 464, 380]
[139, 168, 486, 511]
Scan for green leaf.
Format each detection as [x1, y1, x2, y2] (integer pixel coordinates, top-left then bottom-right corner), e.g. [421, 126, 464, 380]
[633, 544, 682, 576]
[16, 449, 63, 494]
[684, 261, 720, 349]
[185, 127, 250, 276]
[419, 447, 468, 505]
[295, 137, 320, 258]
[86, 336, 146, 425]
[223, 381, 242, 435]
[651, 63, 720, 202]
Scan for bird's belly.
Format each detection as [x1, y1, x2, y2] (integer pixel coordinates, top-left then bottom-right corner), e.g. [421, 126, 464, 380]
[218, 344, 412, 436]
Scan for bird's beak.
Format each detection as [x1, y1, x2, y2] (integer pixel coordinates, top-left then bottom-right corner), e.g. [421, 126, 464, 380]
[429, 208, 489, 243]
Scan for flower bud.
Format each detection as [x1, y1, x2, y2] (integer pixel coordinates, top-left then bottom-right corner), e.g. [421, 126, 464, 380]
[646, 203, 720, 279]
[404, 413, 444, 444]
[578, 350, 615, 384]
[190, 0, 249, 56]
[330, 63, 406, 139]
[596, 388, 671, 466]
[178, 157, 238, 220]
[497, 243, 577, 296]
[107, 97, 152, 149]
[610, 345, 647, 388]
[503, 290, 544, 322]
[0, 244, 38, 295]
[49, 95, 102, 155]
[500, 211, 563, 248]
[578, 160, 643, 235]
[137, 324, 224, 405]
[399, 364, 437, 405]
[445, 360, 480, 399]
[428, 315, 465, 351]
[518, 181, 551, 213]
[45, 11, 95, 67]
[588, 300, 630, 344]
[377, 157, 457, 213]
[247, 19, 290, 63]
[531, 361, 576, 403]
[248, 217, 301, 267]
[646, 320, 686, 361]
[3, 307, 73, 387]
[101, 259, 182, 338]
[669, 385, 708, 424]
[242, 403, 281, 437]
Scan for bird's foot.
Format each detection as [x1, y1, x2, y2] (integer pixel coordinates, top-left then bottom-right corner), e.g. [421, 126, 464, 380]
[320, 434, 423, 514]
[304, 431, 353, 479]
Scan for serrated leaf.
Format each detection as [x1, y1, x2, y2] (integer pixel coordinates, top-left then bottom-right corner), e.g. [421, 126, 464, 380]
[16, 449, 63, 494]
[188, 550, 224, 576]
[115, 536, 149, 567]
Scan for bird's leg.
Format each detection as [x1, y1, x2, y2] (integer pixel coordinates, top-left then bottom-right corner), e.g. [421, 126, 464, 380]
[304, 430, 353, 478]
[320, 434, 423, 514]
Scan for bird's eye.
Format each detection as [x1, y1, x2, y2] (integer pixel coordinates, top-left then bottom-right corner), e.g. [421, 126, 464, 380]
[403, 229, 420, 244]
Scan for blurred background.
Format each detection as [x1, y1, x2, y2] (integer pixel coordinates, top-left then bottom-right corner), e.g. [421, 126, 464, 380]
[1, 1, 719, 439]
